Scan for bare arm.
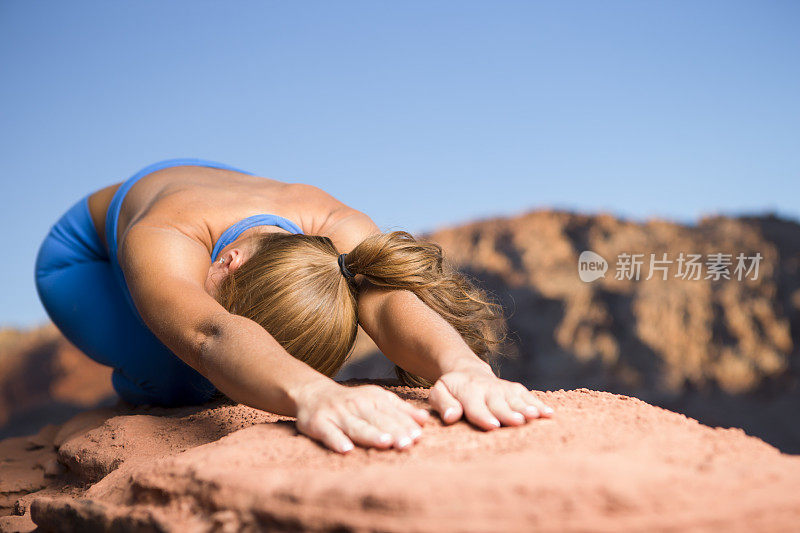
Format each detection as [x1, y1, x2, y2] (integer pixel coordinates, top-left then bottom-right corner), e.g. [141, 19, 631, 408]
[325, 209, 554, 428]
[121, 225, 336, 416]
[121, 224, 427, 452]
[356, 285, 493, 382]
[324, 209, 494, 380]
[196, 313, 334, 415]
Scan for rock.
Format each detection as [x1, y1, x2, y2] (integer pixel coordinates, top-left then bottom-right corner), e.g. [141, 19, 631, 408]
[0, 514, 35, 533]
[24, 424, 58, 451]
[41, 458, 64, 478]
[52, 408, 118, 448]
[0, 382, 798, 532]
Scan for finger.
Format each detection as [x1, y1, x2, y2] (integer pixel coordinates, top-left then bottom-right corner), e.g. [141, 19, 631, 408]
[386, 402, 425, 441]
[428, 380, 463, 425]
[375, 405, 424, 449]
[377, 404, 424, 445]
[338, 413, 394, 449]
[364, 386, 429, 426]
[307, 416, 355, 454]
[391, 396, 431, 426]
[486, 392, 526, 426]
[507, 393, 540, 420]
[461, 393, 501, 431]
[523, 390, 554, 417]
[356, 404, 415, 450]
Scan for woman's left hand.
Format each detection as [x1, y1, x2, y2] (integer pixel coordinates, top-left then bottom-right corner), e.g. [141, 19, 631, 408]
[428, 365, 554, 429]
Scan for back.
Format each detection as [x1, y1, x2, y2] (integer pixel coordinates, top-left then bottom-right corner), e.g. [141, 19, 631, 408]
[110, 160, 307, 264]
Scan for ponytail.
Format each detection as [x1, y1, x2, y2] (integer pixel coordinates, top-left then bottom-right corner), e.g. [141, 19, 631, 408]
[343, 231, 506, 387]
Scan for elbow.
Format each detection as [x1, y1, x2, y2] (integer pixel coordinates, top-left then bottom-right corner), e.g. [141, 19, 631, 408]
[358, 286, 415, 332]
[195, 312, 231, 373]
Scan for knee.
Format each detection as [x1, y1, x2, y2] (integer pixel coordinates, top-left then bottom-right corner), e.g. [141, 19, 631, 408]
[33, 244, 64, 322]
[33, 238, 56, 294]
[33, 234, 73, 309]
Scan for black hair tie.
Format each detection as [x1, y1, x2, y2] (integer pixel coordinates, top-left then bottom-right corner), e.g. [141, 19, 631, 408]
[338, 253, 356, 281]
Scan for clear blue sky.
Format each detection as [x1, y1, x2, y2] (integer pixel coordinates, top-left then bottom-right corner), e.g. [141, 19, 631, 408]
[1, 1, 798, 327]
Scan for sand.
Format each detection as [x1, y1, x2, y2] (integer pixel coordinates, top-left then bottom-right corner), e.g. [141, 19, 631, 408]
[1, 380, 799, 532]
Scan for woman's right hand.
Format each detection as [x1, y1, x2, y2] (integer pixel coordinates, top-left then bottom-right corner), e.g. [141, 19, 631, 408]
[294, 381, 430, 453]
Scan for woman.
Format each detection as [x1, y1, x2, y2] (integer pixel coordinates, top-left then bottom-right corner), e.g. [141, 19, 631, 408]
[34, 158, 553, 453]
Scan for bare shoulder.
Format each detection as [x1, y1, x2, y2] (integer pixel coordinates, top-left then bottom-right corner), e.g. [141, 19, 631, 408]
[283, 183, 381, 247]
[282, 183, 347, 214]
[118, 223, 229, 367]
[120, 223, 211, 285]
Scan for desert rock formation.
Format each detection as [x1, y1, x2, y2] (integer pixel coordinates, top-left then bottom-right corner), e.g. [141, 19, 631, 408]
[2, 382, 799, 532]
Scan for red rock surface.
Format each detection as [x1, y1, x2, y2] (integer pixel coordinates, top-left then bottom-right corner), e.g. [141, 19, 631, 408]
[1, 382, 799, 532]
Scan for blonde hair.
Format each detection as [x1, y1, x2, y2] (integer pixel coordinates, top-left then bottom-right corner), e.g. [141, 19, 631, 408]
[214, 231, 506, 386]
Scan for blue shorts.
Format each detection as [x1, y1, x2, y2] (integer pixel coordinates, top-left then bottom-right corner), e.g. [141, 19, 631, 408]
[34, 194, 217, 406]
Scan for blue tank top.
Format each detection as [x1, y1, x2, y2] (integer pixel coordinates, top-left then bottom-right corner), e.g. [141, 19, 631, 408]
[105, 158, 304, 325]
